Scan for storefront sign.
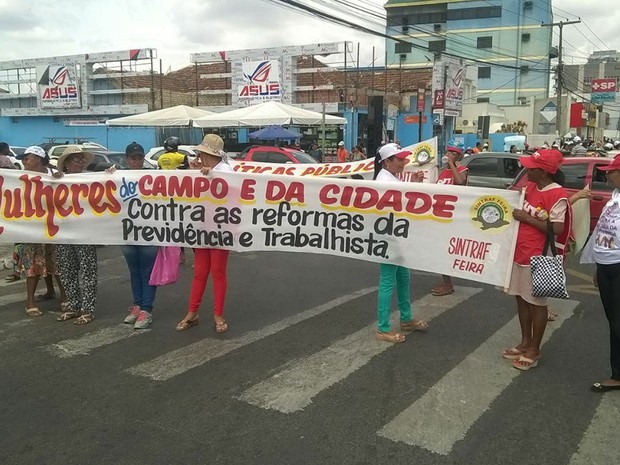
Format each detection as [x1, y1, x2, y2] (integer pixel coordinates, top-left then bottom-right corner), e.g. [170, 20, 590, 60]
[37, 64, 81, 109]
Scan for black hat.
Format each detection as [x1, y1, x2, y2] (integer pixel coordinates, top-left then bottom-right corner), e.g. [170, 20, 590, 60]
[125, 142, 145, 156]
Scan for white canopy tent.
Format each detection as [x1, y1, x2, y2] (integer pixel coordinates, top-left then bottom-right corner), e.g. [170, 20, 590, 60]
[106, 105, 215, 127]
[192, 101, 347, 128]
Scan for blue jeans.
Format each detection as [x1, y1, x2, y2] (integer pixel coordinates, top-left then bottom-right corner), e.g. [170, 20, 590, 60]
[377, 263, 412, 333]
[121, 245, 158, 313]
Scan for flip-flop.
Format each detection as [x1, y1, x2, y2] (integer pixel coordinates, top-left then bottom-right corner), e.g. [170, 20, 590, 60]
[25, 307, 43, 317]
[502, 347, 524, 360]
[74, 313, 95, 325]
[176, 319, 199, 332]
[35, 292, 56, 302]
[512, 356, 539, 371]
[57, 311, 79, 322]
[4, 275, 20, 282]
[591, 382, 620, 393]
[400, 320, 429, 331]
[214, 318, 228, 333]
[376, 331, 406, 343]
[432, 287, 455, 297]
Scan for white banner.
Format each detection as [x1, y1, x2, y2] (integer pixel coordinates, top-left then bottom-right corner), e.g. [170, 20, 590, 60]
[230, 139, 439, 181]
[0, 169, 520, 287]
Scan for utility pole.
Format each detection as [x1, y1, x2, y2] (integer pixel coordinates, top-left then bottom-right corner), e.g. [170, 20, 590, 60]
[542, 20, 581, 138]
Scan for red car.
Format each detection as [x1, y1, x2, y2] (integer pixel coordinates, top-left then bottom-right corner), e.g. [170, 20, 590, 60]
[510, 156, 612, 232]
[235, 145, 318, 164]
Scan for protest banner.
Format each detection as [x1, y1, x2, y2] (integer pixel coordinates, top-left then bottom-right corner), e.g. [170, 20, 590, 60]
[0, 168, 521, 287]
[230, 138, 439, 182]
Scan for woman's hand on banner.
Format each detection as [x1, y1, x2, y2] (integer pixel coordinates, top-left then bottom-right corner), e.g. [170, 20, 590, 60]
[200, 167, 213, 178]
[512, 209, 528, 222]
[105, 166, 117, 174]
[52, 172, 64, 179]
[411, 171, 425, 182]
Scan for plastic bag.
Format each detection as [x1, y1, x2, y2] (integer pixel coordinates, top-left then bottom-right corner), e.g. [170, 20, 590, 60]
[149, 247, 181, 286]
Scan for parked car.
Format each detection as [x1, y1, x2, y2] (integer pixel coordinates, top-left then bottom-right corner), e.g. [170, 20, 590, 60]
[461, 152, 521, 189]
[144, 145, 196, 167]
[86, 151, 156, 171]
[510, 156, 613, 233]
[9, 146, 26, 169]
[47, 143, 107, 160]
[234, 145, 318, 164]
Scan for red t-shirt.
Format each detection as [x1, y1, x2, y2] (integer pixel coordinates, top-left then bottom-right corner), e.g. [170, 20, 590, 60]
[437, 165, 468, 185]
[514, 182, 572, 265]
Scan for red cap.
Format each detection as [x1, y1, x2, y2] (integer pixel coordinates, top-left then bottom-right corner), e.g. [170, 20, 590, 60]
[447, 146, 462, 155]
[519, 149, 563, 174]
[598, 154, 620, 172]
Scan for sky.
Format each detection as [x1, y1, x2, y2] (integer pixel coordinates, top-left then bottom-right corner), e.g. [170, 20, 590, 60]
[0, 0, 618, 72]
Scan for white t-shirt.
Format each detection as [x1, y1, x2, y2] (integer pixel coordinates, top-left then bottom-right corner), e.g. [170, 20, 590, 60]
[213, 161, 233, 172]
[375, 169, 400, 183]
[592, 189, 620, 265]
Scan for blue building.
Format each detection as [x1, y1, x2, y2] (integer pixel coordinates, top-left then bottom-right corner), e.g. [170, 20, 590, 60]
[385, 0, 553, 106]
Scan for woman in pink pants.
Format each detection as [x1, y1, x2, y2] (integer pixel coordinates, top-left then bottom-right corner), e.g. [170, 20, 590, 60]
[176, 134, 232, 333]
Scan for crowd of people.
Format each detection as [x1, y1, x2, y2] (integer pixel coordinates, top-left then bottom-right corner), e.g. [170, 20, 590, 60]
[1, 135, 619, 392]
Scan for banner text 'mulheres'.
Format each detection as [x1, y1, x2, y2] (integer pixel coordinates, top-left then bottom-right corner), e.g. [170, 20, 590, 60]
[0, 175, 121, 237]
[319, 184, 458, 219]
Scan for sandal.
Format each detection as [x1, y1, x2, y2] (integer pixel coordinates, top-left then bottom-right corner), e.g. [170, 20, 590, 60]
[25, 307, 43, 317]
[60, 302, 71, 312]
[57, 311, 79, 322]
[176, 318, 199, 332]
[547, 310, 558, 321]
[36, 292, 56, 302]
[4, 274, 20, 282]
[512, 355, 539, 371]
[376, 331, 406, 343]
[214, 317, 228, 333]
[400, 319, 429, 331]
[432, 286, 455, 297]
[74, 313, 95, 325]
[502, 347, 524, 360]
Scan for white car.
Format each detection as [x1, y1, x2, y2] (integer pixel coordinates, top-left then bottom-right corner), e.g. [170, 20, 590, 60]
[9, 146, 26, 169]
[145, 145, 196, 167]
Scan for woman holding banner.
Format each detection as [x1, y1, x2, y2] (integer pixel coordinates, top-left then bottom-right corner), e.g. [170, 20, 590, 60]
[502, 149, 571, 370]
[176, 134, 233, 334]
[373, 143, 428, 343]
[432, 146, 469, 297]
[52, 146, 99, 325]
[112, 142, 160, 330]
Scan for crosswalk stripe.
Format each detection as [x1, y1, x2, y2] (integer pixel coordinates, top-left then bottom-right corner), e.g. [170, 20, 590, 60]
[44, 324, 150, 358]
[568, 393, 620, 465]
[238, 286, 482, 413]
[126, 287, 379, 381]
[377, 298, 579, 455]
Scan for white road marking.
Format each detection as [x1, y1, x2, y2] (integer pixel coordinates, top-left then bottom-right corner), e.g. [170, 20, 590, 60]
[377, 298, 579, 455]
[568, 391, 620, 465]
[127, 287, 379, 381]
[44, 324, 150, 358]
[238, 287, 482, 413]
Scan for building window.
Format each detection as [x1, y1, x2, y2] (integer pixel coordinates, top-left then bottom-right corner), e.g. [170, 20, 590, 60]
[477, 97, 490, 103]
[478, 67, 491, 79]
[447, 6, 501, 21]
[395, 42, 412, 54]
[428, 40, 446, 52]
[522, 33, 531, 42]
[517, 97, 527, 105]
[477, 36, 493, 49]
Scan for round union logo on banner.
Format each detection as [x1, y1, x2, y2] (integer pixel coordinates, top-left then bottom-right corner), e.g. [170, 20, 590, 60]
[470, 195, 511, 232]
[410, 143, 435, 166]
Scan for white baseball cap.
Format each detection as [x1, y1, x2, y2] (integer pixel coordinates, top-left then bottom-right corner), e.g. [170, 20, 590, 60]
[573, 135, 582, 143]
[378, 143, 411, 162]
[338, 141, 345, 146]
[21, 145, 46, 159]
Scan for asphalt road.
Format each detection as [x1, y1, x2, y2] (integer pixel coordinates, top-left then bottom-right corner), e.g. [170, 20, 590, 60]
[0, 247, 618, 465]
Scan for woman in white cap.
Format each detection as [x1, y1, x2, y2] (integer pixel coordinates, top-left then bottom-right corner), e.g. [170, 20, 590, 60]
[372, 143, 428, 343]
[52, 146, 98, 325]
[176, 134, 234, 333]
[17, 146, 68, 317]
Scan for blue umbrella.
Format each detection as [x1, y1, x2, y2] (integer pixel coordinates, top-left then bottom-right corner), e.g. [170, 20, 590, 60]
[248, 125, 302, 140]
